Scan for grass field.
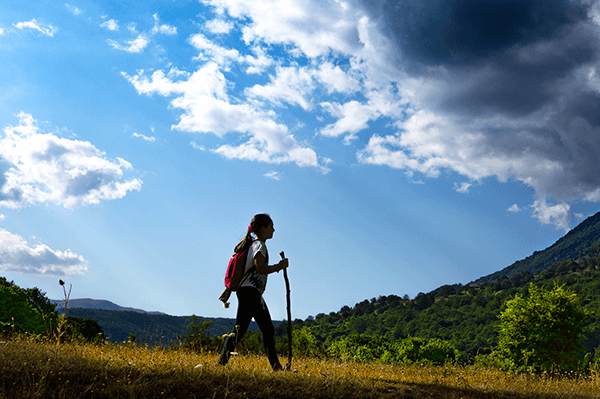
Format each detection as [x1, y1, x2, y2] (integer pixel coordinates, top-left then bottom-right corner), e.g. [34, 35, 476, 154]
[1, 337, 599, 398]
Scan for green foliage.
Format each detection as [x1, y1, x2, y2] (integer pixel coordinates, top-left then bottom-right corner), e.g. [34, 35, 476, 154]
[292, 327, 323, 358]
[327, 334, 458, 365]
[384, 337, 460, 365]
[180, 316, 222, 353]
[328, 334, 391, 363]
[0, 277, 59, 335]
[494, 282, 590, 373]
[62, 316, 106, 344]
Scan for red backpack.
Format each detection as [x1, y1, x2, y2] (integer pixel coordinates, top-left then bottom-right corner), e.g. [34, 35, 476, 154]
[224, 250, 249, 291]
[218, 249, 251, 307]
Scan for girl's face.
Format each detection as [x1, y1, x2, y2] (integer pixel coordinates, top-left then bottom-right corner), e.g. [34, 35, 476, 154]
[261, 222, 275, 240]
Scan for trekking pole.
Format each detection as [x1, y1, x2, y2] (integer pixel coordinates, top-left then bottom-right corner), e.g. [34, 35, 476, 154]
[280, 251, 292, 369]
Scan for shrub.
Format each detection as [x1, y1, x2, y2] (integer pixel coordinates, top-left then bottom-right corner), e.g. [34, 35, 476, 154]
[327, 334, 458, 365]
[494, 282, 590, 374]
[0, 278, 59, 335]
[181, 316, 223, 353]
[385, 337, 459, 365]
[292, 327, 323, 358]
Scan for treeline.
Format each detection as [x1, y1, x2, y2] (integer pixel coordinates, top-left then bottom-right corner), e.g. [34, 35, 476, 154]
[64, 308, 259, 345]
[287, 256, 600, 361]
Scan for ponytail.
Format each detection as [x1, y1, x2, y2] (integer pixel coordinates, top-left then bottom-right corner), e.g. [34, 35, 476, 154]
[234, 213, 273, 253]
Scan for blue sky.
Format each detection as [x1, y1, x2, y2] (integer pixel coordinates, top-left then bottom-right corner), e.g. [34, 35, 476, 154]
[2, 0, 600, 320]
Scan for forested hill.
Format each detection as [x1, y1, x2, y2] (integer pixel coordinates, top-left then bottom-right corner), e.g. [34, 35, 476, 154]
[287, 212, 600, 360]
[290, 256, 600, 360]
[472, 211, 600, 285]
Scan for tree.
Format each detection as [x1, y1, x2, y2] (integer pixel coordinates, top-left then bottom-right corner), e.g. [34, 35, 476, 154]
[1, 278, 59, 335]
[494, 282, 589, 373]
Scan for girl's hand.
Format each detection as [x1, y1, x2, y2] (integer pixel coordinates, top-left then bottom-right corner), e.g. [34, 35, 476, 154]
[278, 258, 289, 271]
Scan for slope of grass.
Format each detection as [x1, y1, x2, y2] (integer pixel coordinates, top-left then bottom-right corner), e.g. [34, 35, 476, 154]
[1, 337, 599, 398]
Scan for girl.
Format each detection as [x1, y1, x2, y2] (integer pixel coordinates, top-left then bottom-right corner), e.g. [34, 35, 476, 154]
[217, 213, 289, 370]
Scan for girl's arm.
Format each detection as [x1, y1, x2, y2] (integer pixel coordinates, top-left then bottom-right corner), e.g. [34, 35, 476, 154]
[254, 252, 288, 275]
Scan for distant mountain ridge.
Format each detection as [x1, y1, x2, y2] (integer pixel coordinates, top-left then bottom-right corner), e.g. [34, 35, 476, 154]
[472, 211, 600, 285]
[51, 298, 165, 315]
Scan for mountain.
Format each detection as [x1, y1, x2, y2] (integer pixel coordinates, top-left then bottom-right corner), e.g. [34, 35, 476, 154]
[290, 211, 600, 360]
[51, 298, 165, 314]
[472, 211, 600, 285]
[62, 308, 259, 345]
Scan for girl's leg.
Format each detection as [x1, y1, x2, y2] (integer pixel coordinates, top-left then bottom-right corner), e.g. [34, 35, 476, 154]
[217, 288, 255, 365]
[253, 298, 282, 370]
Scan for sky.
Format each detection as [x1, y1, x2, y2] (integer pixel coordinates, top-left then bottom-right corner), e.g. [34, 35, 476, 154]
[1, 0, 600, 321]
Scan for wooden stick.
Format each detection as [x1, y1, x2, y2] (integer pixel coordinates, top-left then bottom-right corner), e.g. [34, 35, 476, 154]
[280, 251, 292, 369]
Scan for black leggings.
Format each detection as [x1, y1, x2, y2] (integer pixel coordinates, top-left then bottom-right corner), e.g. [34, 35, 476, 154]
[218, 287, 280, 368]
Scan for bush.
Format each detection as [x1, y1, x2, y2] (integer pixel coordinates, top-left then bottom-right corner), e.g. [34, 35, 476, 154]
[328, 334, 390, 363]
[181, 316, 223, 353]
[0, 278, 59, 335]
[384, 337, 459, 365]
[494, 282, 590, 374]
[292, 327, 323, 358]
[327, 334, 458, 365]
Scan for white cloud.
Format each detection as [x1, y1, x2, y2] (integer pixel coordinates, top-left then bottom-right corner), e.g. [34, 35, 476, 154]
[0, 27, 4, 35]
[454, 182, 471, 194]
[508, 204, 521, 213]
[132, 132, 156, 142]
[124, 64, 329, 172]
[206, 18, 234, 34]
[264, 171, 281, 180]
[531, 199, 571, 232]
[0, 112, 142, 209]
[152, 14, 177, 35]
[246, 66, 315, 110]
[191, 141, 205, 151]
[100, 19, 119, 31]
[14, 19, 58, 37]
[0, 228, 88, 276]
[320, 100, 380, 142]
[107, 35, 149, 53]
[65, 4, 82, 16]
[0, 213, 5, 221]
[205, 0, 365, 58]
[189, 33, 241, 67]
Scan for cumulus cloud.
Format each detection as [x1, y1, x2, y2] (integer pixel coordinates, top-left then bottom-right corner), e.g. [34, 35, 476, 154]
[206, 18, 234, 34]
[0, 112, 142, 209]
[151, 14, 177, 35]
[124, 63, 330, 172]
[107, 34, 149, 53]
[508, 204, 522, 213]
[353, 0, 600, 228]
[120, 0, 600, 229]
[0, 228, 88, 276]
[14, 19, 58, 37]
[100, 19, 119, 31]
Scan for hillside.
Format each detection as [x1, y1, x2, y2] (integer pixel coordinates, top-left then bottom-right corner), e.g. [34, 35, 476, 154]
[289, 211, 600, 360]
[64, 308, 260, 345]
[51, 298, 165, 314]
[472, 211, 600, 284]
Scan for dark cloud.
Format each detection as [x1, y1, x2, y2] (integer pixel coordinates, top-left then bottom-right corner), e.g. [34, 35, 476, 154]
[356, 0, 600, 221]
[364, 0, 591, 66]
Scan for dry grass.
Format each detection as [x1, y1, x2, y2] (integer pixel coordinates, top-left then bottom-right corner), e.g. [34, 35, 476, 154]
[1, 337, 599, 398]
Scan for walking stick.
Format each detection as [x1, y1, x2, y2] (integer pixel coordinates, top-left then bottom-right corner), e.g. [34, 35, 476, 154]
[280, 251, 292, 369]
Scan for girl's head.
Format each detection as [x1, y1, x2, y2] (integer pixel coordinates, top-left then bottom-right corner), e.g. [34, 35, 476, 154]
[249, 214, 273, 234]
[235, 214, 273, 252]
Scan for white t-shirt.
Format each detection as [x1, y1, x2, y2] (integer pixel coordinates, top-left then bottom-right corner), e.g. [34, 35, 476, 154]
[240, 240, 268, 294]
